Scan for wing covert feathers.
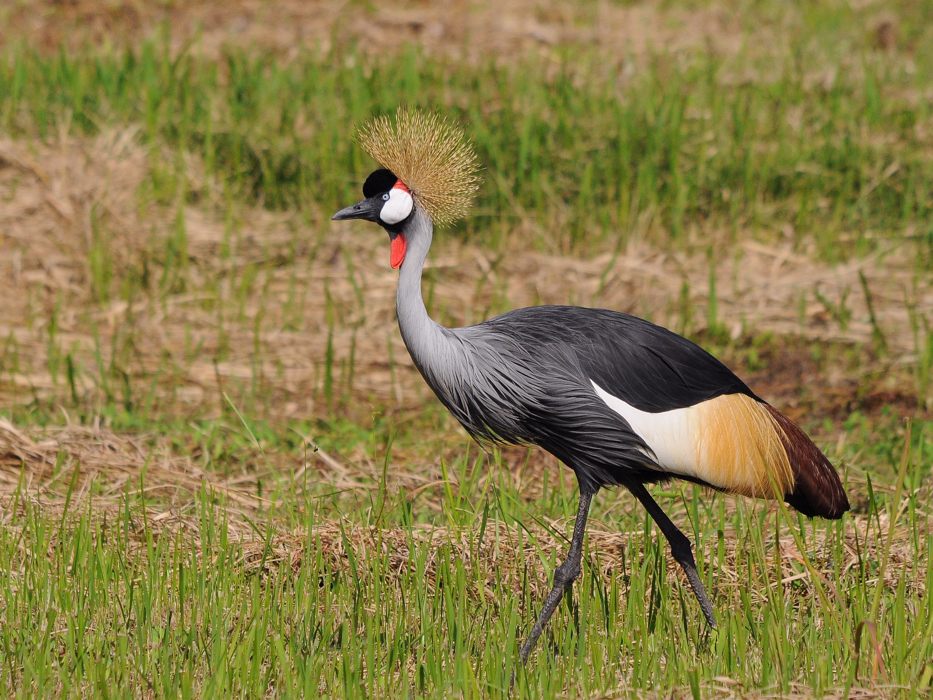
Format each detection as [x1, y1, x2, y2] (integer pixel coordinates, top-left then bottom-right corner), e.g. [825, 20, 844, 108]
[593, 384, 849, 518]
[683, 398, 849, 517]
[690, 394, 795, 500]
[357, 109, 481, 228]
[764, 405, 850, 519]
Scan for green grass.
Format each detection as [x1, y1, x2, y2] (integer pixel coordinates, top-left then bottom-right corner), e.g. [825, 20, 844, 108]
[1, 421, 932, 697]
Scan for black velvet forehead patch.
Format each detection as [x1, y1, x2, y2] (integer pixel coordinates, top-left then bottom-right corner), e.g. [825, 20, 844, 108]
[362, 168, 399, 198]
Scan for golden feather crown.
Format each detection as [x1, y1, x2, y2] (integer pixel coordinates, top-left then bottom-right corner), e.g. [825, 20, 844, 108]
[357, 108, 482, 228]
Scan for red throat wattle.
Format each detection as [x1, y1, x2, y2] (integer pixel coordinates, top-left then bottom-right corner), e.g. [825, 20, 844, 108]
[390, 234, 407, 269]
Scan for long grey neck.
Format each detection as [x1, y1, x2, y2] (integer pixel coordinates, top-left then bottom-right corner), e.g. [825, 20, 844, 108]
[396, 208, 448, 371]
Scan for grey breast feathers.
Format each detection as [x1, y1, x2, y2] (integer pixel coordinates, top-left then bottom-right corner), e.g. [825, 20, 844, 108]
[422, 318, 659, 488]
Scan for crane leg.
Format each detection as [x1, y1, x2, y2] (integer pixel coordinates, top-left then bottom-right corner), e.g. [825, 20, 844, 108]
[518, 487, 596, 663]
[627, 482, 717, 627]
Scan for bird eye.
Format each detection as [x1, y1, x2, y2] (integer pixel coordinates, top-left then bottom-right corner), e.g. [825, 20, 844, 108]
[382, 193, 390, 201]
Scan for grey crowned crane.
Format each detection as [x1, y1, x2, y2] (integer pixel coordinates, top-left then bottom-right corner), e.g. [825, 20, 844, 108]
[332, 109, 850, 663]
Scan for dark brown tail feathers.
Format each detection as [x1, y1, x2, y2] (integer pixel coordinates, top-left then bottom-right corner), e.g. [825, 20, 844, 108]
[764, 405, 850, 519]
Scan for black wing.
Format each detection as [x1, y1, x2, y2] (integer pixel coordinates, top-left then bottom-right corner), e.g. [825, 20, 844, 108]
[482, 305, 757, 412]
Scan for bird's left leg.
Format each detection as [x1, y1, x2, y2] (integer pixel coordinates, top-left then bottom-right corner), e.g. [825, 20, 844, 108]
[518, 486, 596, 663]
[627, 481, 717, 627]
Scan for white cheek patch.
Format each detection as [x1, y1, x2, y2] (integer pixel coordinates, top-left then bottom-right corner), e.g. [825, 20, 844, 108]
[380, 188, 414, 225]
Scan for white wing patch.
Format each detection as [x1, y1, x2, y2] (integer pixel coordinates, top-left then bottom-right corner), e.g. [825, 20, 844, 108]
[591, 380, 701, 479]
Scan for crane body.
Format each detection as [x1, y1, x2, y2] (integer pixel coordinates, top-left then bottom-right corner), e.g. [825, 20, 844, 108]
[332, 110, 850, 664]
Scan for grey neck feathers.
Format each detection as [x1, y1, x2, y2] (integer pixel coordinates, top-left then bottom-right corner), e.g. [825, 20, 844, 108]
[396, 207, 448, 372]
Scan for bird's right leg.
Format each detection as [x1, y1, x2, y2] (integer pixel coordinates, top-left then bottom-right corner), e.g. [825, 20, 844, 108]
[518, 487, 596, 663]
[627, 482, 717, 627]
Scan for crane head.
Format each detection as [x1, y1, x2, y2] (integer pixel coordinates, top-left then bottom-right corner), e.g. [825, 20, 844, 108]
[332, 168, 415, 269]
[333, 109, 481, 269]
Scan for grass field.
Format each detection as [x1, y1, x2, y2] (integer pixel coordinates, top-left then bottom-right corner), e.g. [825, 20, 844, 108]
[1, 0, 932, 697]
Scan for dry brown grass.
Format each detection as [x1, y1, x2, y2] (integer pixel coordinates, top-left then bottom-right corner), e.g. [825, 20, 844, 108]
[0, 0, 747, 63]
[0, 414, 269, 534]
[0, 133, 928, 428]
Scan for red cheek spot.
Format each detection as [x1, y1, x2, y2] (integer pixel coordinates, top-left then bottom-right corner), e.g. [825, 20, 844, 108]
[392, 180, 411, 194]
[390, 234, 407, 269]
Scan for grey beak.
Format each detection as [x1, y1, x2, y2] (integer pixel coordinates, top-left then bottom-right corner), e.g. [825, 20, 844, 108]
[332, 197, 382, 222]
